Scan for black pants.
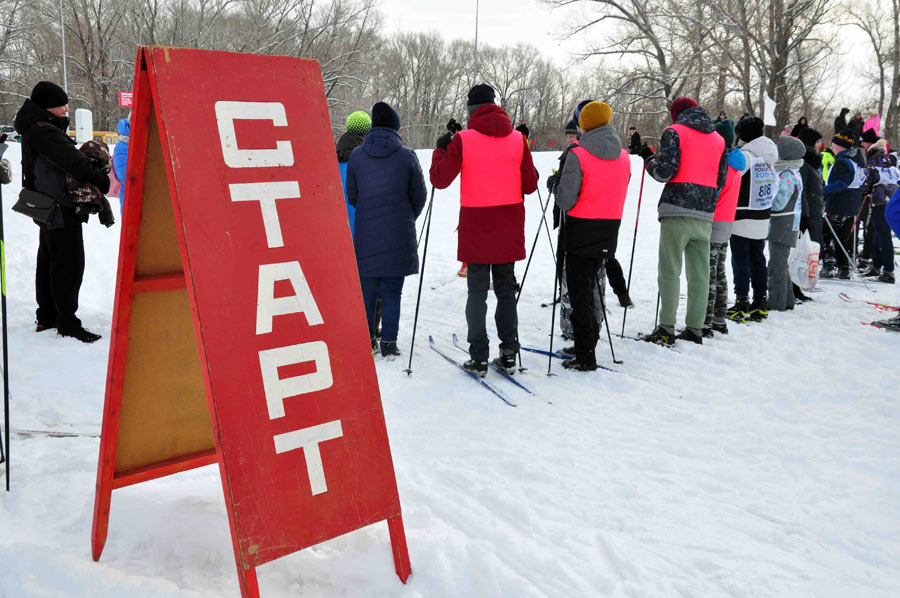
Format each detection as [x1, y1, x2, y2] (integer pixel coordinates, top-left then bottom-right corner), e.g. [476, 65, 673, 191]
[822, 214, 854, 270]
[36, 222, 85, 331]
[605, 257, 627, 298]
[730, 235, 767, 299]
[566, 254, 602, 365]
[466, 262, 518, 361]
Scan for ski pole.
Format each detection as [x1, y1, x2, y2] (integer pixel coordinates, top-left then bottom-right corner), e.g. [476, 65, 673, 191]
[0, 140, 8, 489]
[547, 216, 565, 376]
[621, 167, 646, 336]
[597, 263, 622, 365]
[824, 213, 871, 290]
[535, 186, 556, 268]
[654, 292, 660, 330]
[404, 187, 435, 376]
[416, 193, 434, 248]
[516, 187, 555, 304]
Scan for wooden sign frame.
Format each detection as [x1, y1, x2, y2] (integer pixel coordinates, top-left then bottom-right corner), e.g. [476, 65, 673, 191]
[92, 47, 410, 597]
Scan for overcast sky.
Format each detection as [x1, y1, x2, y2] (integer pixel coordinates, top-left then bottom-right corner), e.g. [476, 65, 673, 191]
[376, 0, 873, 120]
[377, 0, 581, 66]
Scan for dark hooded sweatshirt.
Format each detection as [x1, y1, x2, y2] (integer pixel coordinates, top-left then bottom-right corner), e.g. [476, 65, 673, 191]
[430, 104, 538, 263]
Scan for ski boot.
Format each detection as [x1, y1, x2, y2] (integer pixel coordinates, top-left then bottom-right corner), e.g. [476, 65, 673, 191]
[871, 314, 900, 330]
[380, 341, 400, 358]
[36, 320, 54, 333]
[860, 265, 881, 278]
[491, 352, 517, 375]
[562, 357, 598, 371]
[463, 359, 488, 378]
[838, 267, 851, 280]
[748, 296, 769, 322]
[727, 297, 750, 322]
[641, 325, 676, 347]
[560, 345, 576, 357]
[877, 271, 895, 284]
[701, 327, 714, 339]
[712, 322, 729, 335]
[676, 328, 703, 345]
[370, 335, 378, 354]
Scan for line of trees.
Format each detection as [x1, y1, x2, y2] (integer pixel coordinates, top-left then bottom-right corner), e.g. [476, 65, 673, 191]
[0, 0, 896, 148]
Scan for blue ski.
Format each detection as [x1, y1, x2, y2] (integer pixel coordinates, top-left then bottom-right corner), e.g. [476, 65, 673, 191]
[519, 345, 620, 373]
[520, 345, 573, 360]
[451, 333, 534, 395]
[428, 336, 517, 407]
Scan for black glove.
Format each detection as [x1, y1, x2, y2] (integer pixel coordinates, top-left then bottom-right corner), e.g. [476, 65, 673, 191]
[639, 146, 654, 160]
[98, 196, 115, 228]
[546, 172, 558, 193]
[436, 132, 453, 150]
[446, 118, 463, 134]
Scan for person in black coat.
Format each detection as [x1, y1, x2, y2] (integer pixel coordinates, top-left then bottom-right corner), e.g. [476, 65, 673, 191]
[347, 102, 427, 357]
[790, 116, 808, 137]
[628, 126, 641, 154]
[848, 112, 865, 146]
[833, 108, 850, 136]
[14, 81, 110, 343]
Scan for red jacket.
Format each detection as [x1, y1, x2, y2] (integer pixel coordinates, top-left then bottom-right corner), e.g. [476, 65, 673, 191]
[430, 105, 538, 263]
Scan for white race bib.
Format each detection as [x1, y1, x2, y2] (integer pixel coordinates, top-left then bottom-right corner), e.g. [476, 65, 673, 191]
[749, 156, 777, 210]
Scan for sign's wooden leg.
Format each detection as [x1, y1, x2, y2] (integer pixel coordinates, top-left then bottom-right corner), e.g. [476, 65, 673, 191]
[91, 475, 113, 561]
[387, 515, 411, 583]
[239, 567, 260, 598]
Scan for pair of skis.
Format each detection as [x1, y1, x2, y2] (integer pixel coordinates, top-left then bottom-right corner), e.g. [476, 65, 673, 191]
[839, 292, 900, 331]
[428, 336, 524, 407]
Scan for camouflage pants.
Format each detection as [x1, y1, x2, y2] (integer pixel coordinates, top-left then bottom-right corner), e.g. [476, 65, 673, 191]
[704, 242, 729, 328]
[559, 256, 606, 339]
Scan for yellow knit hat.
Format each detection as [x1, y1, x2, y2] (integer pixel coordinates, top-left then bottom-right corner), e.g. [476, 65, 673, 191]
[578, 101, 612, 132]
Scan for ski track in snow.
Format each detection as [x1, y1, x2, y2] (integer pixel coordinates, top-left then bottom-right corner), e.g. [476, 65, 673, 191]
[0, 144, 898, 597]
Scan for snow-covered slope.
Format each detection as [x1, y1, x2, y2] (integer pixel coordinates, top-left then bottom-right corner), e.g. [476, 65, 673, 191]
[0, 142, 898, 597]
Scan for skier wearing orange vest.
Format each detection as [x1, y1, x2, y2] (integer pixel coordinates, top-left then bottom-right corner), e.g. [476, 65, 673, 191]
[430, 84, 539, 377]
[554, 101, 631, 370]
[642, 97, 728, 346]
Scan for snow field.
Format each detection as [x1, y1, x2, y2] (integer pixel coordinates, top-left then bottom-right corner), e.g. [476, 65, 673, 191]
[0, 144, 898, 597]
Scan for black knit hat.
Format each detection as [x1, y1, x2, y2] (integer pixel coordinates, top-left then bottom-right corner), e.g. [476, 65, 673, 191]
[467, 84, 495, 107]
[371, 101, 400, 131]
[861, 128, 879, 144]
[564, 118, 579, 136]
[797, 127, 822, 148]
[736, 115, 764, 143]
[832, 129, 855, 150]
[31, 81, 68, 110]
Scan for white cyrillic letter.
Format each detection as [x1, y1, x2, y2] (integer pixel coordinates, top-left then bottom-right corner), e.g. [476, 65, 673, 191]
[273, 420, 343, 495]
[229, 181, 299, 248]
[257, 261, 324, 334]
[258, 341, 333, 419]
[214, 101, 293, 168]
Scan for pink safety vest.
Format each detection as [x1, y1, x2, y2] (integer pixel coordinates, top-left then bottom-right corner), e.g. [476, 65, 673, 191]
[458, 129, 525, 208]
[668, 124, 725, 187]
[567, 147, 631, 219]
[713, 165, 742, 222]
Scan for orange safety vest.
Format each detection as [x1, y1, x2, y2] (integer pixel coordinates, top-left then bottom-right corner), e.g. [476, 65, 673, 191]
[567, 147, 631, 219]
[458, 129, 525, 207]
[668, 124, 724, 188]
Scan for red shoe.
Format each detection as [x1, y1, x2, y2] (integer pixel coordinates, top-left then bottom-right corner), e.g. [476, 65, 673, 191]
[457, 263, 468, 278]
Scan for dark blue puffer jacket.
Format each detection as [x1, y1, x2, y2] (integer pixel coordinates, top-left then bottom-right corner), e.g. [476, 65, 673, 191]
[823, 147, 865, 216]
[887, 187, 900, 237]
[347, 127, 427, 277]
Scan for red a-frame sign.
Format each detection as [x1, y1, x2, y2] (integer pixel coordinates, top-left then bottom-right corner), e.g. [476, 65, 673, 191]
[91, 46, 410, 597]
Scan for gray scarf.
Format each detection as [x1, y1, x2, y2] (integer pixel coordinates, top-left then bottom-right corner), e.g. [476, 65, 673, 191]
[775, 158, 803, 172]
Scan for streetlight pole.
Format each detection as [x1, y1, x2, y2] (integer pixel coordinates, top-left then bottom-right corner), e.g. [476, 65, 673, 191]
[60, 0, 67, 92]
[472, 0, 479, 84]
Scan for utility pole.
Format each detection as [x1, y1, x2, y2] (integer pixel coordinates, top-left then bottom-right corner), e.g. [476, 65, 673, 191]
[473, 0, 479, 84]
[60, 0, 68, 92]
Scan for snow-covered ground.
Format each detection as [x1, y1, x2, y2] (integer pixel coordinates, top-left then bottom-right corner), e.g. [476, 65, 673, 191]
[0, 142, 898, 597]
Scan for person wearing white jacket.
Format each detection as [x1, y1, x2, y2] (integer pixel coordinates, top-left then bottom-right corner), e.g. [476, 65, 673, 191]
[728, 116, 778, 322]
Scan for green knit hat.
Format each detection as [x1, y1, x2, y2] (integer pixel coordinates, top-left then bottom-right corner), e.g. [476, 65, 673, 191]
[346, 110, 371, 135]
